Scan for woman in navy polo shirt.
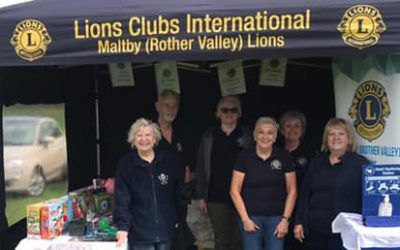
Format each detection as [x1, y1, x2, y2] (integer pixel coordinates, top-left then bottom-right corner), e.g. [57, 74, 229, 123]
[230, 117, 297, 250]
[294, 118, 369, 250]
[278, 110, 317, 250]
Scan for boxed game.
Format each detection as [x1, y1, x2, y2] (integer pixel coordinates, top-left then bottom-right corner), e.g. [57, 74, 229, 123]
[93, 192, 113, 215]
[26, 202, 43, 238]
[40, 198, 66, 239]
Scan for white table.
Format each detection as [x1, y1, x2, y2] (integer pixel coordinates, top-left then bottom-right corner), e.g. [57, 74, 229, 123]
[16, 235, 127, 250]
[332, 213, 400, 250]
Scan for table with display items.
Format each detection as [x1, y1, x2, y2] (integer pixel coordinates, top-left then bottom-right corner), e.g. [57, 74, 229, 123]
[16, 235, 127, 250]
[332, 213, 400, 250]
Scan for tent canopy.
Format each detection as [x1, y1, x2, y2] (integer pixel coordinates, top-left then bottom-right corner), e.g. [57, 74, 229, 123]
[1, 0, 399, 66]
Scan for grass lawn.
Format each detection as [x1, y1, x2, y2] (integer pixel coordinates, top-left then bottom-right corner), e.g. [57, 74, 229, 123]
[6, 181, 68, 226]
[3, 104, 66, 132]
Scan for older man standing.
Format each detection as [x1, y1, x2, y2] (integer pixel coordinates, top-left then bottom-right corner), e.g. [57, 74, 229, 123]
[196, 95, 253, 250]
[155, 89, 194, 250]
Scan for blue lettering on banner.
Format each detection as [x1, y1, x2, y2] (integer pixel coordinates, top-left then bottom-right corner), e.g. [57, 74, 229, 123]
[358, 145, 400, 158]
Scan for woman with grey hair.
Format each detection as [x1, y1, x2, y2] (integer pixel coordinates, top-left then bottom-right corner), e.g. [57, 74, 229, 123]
[114, 118, 182, 250]
[230, 117, 297, 250]
[196, 95, 252, 250]
[279, 111, 316, 250]
[294, 118, 369, 250]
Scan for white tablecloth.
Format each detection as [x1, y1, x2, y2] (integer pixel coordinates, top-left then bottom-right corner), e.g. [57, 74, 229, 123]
[16, 235, 127, 250]
[332, 213, 400, 250]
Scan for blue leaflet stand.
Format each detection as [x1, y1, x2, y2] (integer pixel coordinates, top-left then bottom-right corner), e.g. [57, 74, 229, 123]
[363, 165, 400, 227]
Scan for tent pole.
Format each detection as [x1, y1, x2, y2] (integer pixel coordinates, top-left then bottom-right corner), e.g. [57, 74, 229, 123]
[94, 65, 101, 177]
[0, 69, 8, 248]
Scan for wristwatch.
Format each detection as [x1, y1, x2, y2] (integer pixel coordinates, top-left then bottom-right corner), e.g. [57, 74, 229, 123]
[281, 215, 291, 222]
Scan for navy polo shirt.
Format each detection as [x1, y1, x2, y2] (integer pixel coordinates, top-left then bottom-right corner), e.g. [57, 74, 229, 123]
[157, 124, 187, 179]
[287, 142, 317, 189]
[234, 147, 295, 216]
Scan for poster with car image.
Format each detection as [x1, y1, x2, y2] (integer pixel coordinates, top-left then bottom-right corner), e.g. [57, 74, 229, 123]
[2, 104, 68, 226]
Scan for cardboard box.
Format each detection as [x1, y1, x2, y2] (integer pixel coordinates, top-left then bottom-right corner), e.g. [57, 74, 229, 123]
[40, 199, 65, 239]
[26, 202, 43, 238]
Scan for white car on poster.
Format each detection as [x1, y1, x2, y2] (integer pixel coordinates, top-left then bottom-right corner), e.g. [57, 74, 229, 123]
[3, 116, 68, 196]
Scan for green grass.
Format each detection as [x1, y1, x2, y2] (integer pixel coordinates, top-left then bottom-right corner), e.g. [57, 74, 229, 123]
[6, 180, 68, 226]
[3, 104, 66, 132]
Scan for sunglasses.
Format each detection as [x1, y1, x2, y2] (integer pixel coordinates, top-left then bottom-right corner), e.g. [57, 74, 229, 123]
[220, 107, 239, 114]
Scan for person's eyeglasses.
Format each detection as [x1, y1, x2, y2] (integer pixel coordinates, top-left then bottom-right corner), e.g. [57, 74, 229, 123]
[220, 107, 239, 114]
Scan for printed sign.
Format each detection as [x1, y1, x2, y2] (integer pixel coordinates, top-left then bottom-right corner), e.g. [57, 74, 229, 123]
[109, 63, 135, 87]
[362, 164, 400, 227]
[155, 61, 180, 94]
[258, 58, 287, 87]
[217, 60, 246, 96]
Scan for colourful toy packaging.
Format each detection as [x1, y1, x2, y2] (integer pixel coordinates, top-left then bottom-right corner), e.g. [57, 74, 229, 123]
[26, 202, 43, 238]
[93, 192, 113, 215]
[40, 199, 66, 239]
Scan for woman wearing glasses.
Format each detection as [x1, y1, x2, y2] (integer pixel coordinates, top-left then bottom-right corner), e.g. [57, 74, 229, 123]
[195, 95, 253, 250]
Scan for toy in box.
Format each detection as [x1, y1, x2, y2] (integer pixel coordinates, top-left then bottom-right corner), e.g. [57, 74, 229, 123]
[93, 192, 113, 215]
[26, 202, 43, 238]
[69, 188, 96, 219]
[40, 198, 67, 239]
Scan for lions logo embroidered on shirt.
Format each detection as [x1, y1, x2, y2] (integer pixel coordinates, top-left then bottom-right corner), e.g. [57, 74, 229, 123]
[176, 142, 183, 152]
[158, 173, 169, 185]
[237, 137, 244, 147]
[270, 159, 282, 170]
[348, 80, 390, 142]
[296, 157, 308, 167]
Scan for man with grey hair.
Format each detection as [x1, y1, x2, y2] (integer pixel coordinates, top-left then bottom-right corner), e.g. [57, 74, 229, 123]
[155, 89, 194, 250]
[196, 95, 253, 250]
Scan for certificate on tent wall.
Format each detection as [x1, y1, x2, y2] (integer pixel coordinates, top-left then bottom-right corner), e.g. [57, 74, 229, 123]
[109, 63, 135, 87]
[155, 61, 180, 94]
[217, 60, 246, 96]
[258, 58, 287, 87]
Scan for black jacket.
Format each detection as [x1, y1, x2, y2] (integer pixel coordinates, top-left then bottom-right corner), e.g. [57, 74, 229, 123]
[295, 151, 369, 234]
[113, 149, 182, 243]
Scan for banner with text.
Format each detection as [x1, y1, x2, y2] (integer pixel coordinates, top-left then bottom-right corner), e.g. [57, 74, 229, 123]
[333, 55, 400, 164]
[2, 1, 400, 66]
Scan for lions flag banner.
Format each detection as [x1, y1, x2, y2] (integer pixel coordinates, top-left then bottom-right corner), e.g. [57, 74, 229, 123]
[333, 55, 400, 164]
[1, 1, 400, 66]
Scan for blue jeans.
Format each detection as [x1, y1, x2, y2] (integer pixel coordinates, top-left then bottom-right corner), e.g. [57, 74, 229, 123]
[130, 241, 171, 250]
[239, 216, 284, 250]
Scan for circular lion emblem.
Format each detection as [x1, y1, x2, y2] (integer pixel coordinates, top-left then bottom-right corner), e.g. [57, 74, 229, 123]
[10, 19, 52, 62]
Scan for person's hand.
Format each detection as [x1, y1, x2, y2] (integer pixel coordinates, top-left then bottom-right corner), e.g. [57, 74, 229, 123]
[116, 230, 128, 247]
[274, 218, 289, 239]
[198, 199, 208, 214]
[294, 225, 305, 243]
[104, 178, 115, 194]
[243, 218, 259, 233]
